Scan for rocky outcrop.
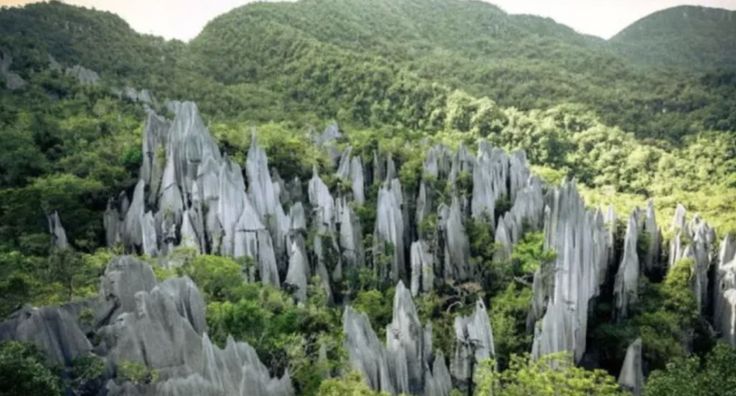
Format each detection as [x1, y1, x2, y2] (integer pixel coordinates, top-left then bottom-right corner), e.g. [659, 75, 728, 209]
[386, 282, 432, 394]
[410, 240, 434, 296]
[344, 283, 452, 395]
[668, 205, 716, 312]
[715, 235, 736, 345]
[1, 256, 292, 396]
[343, 306, 394, 394]
[642, 200, 661, 275]
[530, 181, 610, 362]
[48, 211, 69, 249]
[450, 300, 495, 392]
[0, 304, 92, 365]
[375, 180, 406, 282]
[439, 197, 470, 282]
[66, 64, 100, 85]
[614, 211, 640, 320]
[618, 338, 644, 396]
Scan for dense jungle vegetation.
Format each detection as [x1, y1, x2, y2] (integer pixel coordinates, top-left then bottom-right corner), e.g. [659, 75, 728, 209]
[1, 0, 736, 395]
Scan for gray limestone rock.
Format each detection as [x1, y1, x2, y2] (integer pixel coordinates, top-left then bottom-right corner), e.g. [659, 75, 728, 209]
[493, 216, 513, 263]
[351, 156, 366, 205]
[0, 305, 91, 365]
[643, 200, 661, 274]
[48, 211, 69, 249]
[375, 180, 406, 282]
[97, 257, 292, 395]
[410, 240, 434, 296]
[618, 338, 644, 396]
[440, 197, 470, 282]
[123, 180, 146, 250]
[218, 159, 247, 256]
[530, 181, 609, 362]
[141, 111, 170, 205]
[141, 211, 159, 256]
[338, 198, 365, 271]
[285, 241, 309, 302]
[425, 353, 452, 396]
[386, 282, 430, 394]
[714, 234, 736, 345]
[66, 64, 100, 85]
[105, 199, 122, 247]
[343, 306, 394, 394]
[309, 169, 336, 233]
[100, 256, 157, 319]
[450, 300, 495, 390]
[614, 211, 640, 320]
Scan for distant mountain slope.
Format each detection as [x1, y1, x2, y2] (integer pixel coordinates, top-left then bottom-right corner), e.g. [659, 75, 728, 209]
[611, 5, 736, 70]
[0, 1, 181, 86]
[187, 0, 734, 139]
[2, 0, 735, 139]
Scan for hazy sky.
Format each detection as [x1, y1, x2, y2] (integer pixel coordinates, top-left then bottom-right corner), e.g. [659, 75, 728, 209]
[2, 0, 736, 41]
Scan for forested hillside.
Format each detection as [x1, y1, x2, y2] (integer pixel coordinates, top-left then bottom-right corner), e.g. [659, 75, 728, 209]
[1, 0, 736, 395]
[612, 6, 736, 71]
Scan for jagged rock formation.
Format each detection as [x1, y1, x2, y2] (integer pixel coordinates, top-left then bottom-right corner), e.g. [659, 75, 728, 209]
[439, 197, 470, 281]
[104, 102, 286, 286]
[614, 210, 640, 320]
[668, 204, 716, 312]
[410, 241, 434, 296]
[344, 282, 452, 395]
[122, 87, 155, 104]
[343, 306, 395, 393]
[642, 200, 662, 275]
[450, 300, 495, 392]
[375, 179, 407, 282]
[0, 304, 92, 365]
[0, 256, 292, 396]
[618, 338, 644, 396]
[47, 211, 69, 249]
[715, 235, 736, 345]
[65, 64, 100, 85]
[25, 96, 736, 395]
[530, 181, 611, 362]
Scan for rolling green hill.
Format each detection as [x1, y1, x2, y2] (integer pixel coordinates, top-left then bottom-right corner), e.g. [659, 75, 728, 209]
[185, 0, 735, 140]
[612, 5, 736, 71]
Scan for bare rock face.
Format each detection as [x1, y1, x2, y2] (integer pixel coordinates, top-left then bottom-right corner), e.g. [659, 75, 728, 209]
[343, 306, 395, 394]
[386, 282, 431, 394]
[410, 240, 434, 296]
[450, 300, 495, 391]
[714, 235, 736, 345]
[338, 197, 365, 272]
[439, 197, 470, 282]
[642, 200, 661, 275]
[614, 211, 640, 320]
[285, 240, 309, 302]
[0, 256, 292, 396]
[375, 180, 406, 282]
[309, 168, 336, 233]
[96, 257, 292, 395]
[530, 181, 610, 362]
[3, 255, 290, 395]
[65, 64, 99, 85]
[668, 205, 716, 312]
[344, 283, 452, 396]
[471, 143, 508, 223]
[48, 211, 69, 249]
[0, 305, 91, 365]
[618, 338, 644, 396]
